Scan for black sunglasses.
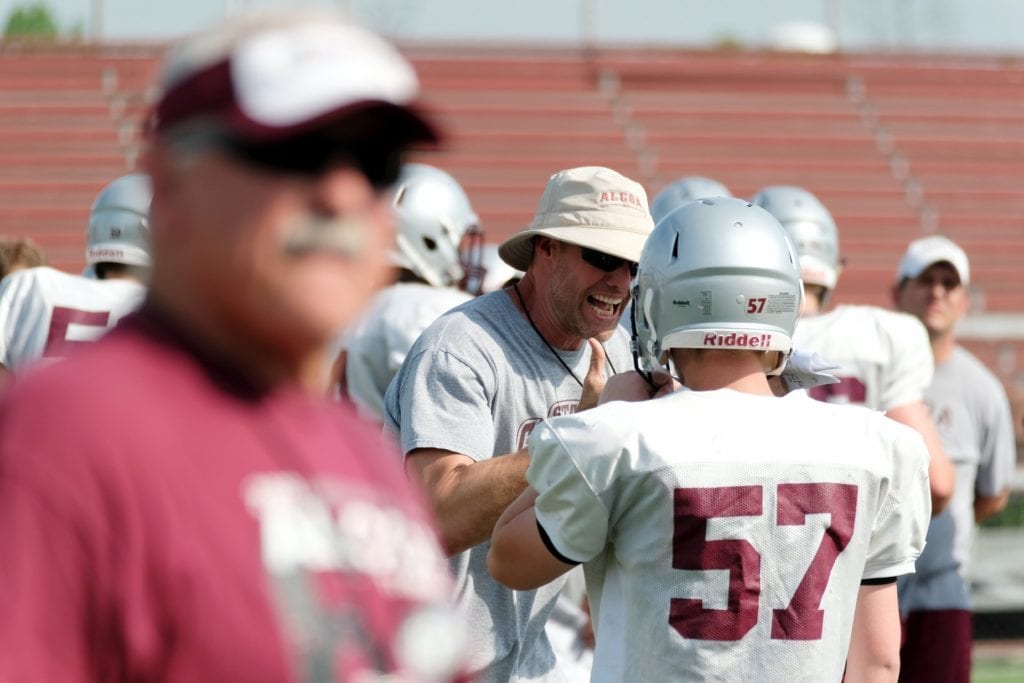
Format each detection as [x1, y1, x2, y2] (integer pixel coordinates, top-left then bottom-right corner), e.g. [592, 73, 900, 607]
[580, 246, 638, 277]
[220, 133, 403, 190]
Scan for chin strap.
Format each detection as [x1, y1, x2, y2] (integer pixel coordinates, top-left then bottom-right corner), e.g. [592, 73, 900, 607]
[629, 297, 663, 394]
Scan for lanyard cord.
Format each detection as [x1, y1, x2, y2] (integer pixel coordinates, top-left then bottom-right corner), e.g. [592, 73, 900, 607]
[512, 282, 617, 388]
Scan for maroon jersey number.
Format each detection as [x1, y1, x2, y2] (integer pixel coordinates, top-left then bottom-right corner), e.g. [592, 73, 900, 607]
[670, 483, 858, 641]
[43, 306, 112, 357]
[808, 377, 867, 405]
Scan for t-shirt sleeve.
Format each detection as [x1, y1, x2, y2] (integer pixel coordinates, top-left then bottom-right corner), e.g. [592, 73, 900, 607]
[862, 422, 932, 581]
[975, 376, 1016, 498]
[879, 313, 934, 410]
[527, 418, 610, 563]
[391, 343, 496, 461]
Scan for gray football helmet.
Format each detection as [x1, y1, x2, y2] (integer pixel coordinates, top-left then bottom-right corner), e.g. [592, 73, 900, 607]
[86, 173, 152, 267]
[632, 197, 803, 377]
[391, 163, 483, 292]
[750, 185, 840, 290]
[650, 175, 732, 225]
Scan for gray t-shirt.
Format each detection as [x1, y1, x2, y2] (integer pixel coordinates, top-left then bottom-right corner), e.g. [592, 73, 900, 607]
[384, 289, 633, 682]
[898, 345, 1016, 612]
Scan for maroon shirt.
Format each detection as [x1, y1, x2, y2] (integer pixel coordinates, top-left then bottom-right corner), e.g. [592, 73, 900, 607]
[0, 307, 462, 682]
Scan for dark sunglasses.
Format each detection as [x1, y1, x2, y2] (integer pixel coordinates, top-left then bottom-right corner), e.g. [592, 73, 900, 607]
[219, 133, 404, 190]
[580, 246, 638, 277]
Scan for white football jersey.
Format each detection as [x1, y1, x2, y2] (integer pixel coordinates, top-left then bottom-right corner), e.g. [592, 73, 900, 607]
[344, 282, 471, 422]
[0, 267, 145, 373]
[793, 305, 933, 411]
[527, 388, 930, 683]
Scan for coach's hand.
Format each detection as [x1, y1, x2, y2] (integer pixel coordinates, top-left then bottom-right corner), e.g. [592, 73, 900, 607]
[577, 338, 608, 411]
[599, 370, 678, 404]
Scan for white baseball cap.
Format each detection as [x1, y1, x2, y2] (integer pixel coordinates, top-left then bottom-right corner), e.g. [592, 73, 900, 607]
[897, 235, 970, 286]
[498, 166, 655, 271]
[152, 8, 438, 147]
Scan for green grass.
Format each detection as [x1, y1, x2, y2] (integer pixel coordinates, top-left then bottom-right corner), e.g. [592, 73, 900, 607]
[972, 655, 1024, 682]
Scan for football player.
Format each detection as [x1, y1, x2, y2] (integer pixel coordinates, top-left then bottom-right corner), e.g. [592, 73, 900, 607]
[488, 197, 932, 682]
[337, 162, 483, 420]
[649, 174, 732, 224]
[752, 185, 954, 514]
[0, 173, 150, 382]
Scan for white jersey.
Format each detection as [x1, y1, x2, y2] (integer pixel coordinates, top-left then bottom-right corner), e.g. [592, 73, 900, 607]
[344, 282, 471, 422]
[0, 267, 145, 373]
[527, 388, 931, 683]
[793, 305, 933, 411]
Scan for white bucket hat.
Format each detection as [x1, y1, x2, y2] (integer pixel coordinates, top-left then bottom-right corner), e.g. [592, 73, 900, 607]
[498, 166, 655, 271]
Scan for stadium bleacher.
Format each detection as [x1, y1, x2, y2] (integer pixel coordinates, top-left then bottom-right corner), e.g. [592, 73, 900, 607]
[0, 39, 1021, 435]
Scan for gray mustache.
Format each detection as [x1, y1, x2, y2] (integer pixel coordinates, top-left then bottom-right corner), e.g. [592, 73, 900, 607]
[281, 216, 369, 258]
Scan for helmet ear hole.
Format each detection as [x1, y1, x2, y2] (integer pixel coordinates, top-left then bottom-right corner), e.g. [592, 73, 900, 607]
[671, 233, 679, 259]
[422, 236, 438, 252]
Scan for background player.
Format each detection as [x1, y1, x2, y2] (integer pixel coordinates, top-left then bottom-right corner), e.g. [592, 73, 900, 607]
[892, 235, 1016, 682]
[752, 184, 954, 514]
[0, 173, 150, 382]
[649, 174, 732, 224]
[488, 196, 932, 682]
[339, 162, 483, 420]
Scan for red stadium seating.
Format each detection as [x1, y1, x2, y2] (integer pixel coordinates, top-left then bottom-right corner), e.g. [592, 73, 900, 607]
[0, 40, 1021, 431]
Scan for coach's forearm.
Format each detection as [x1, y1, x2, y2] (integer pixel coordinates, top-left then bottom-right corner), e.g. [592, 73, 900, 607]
[407, 447, 530, 556]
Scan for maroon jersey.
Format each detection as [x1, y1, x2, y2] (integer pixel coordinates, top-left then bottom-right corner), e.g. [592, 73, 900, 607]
[0, 307, 462, 682]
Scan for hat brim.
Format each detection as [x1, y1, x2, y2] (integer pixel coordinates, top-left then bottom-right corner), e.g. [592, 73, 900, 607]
[498, 225, 648, 272]
[222, 99, 441, 147]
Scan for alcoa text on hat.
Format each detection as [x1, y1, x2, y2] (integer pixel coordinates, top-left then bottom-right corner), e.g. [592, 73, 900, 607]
[498, 166, 655, 272]
[151, 8, 438, 146]
[898, 235, 970, 286]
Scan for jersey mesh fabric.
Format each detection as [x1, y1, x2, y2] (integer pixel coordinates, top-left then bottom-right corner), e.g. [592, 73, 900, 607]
[0, 266, 145, 372]
[528, 388, 931, 683]
[793, 305, 933, 411]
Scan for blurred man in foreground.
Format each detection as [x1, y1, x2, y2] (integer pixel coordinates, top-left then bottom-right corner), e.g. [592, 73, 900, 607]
[0, 8, 464, 682]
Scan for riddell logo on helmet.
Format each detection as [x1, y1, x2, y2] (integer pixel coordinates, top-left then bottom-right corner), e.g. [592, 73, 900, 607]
[89, 248, 126, 258]
[598, 191, 644, 209]
[702, 332, 773, 348]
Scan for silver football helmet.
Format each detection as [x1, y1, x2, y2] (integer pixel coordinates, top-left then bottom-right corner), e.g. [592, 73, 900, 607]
[632, 197, 803, 377]
[86, 173, 152, 267]
[650, 175, 732, 224]
[750, 185, 840, 290]
[391, 163, 484, 292]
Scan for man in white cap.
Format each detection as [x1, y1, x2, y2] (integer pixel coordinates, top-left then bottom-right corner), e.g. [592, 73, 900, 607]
[0, 8, 465, 682]
[385, 165, 654, 681]
[892, 235, 1015, 683]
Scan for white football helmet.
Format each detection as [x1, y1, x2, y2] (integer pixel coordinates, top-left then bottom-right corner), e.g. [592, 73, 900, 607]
[479, 243, 523, 293]
[750, 185, 840, 290]
[391, 163, 484, 292]
[650, 175, 732, 225]
[632, 197, 803, 377]
[86, 173, 152, 267]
